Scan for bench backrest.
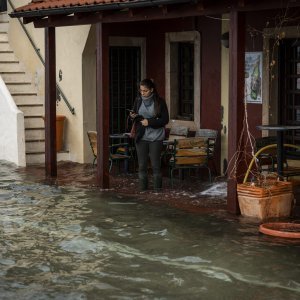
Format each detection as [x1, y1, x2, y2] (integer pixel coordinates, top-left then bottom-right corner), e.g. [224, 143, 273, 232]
[173, 137, 208, 165]
[195, 128, 218, 139]
[169, 125, 189, 141]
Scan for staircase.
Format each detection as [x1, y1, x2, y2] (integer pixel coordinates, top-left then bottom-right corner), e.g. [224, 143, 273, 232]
[0, 12, 45, 164]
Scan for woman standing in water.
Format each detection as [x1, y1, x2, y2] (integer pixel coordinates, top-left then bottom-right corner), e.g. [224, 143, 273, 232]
[130, 79, 169, 191]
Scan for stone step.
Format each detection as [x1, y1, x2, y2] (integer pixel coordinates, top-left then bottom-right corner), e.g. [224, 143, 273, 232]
[0, 52, 15, 61]
[0, 22, 8, 33]
[0, 13, 9, 23]
[0, 42, 10, 51]
[26, 153, 45, 165]
[0, 33, 8, 42]
[25, 128, 45, 140]
[13, 94, 43, 105]
[0, 11, 47, 165]
[0, 61, 24, 72]
[0, 71, 31, 83]
[17, 103, 44, 116]
[7, 83, 36, 94]
[24, 116, 44, 128]
[26, 140, 45, 152]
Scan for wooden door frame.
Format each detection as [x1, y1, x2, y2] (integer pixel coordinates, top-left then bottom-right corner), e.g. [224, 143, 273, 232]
[263, 26, 300, 131]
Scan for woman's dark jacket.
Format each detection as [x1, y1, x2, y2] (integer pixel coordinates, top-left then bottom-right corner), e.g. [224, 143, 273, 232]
[131, 95, 169, 142]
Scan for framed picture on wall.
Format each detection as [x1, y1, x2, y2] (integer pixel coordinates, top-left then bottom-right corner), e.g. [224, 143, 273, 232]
[245, 52, 262, 104]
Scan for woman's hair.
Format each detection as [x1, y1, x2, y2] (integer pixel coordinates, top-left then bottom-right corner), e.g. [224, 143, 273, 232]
[139, 78, 163, 115]
[139, 78, 158, 96]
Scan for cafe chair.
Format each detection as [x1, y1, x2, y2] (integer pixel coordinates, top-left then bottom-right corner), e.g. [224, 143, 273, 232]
[87, 131, 98, 166]
[255, 136, 279, 172]
[87, 131, 132, 172]
[168, 137, 212, 187]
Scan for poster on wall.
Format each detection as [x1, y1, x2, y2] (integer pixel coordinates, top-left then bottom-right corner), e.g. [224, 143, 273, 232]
[245, 52, 262, 104]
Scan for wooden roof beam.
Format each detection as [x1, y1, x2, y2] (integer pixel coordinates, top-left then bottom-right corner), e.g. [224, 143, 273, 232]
[238, 0, 246, 8]
[23, 16, 42, 24]
[33, 12, 103, 28]
[160, 5, 168, 16]
[32, 3, 227, 28]
[196, 0, 205, 12]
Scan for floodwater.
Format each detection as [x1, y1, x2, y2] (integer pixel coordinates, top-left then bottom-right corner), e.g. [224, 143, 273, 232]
[0, 162, 300, 300]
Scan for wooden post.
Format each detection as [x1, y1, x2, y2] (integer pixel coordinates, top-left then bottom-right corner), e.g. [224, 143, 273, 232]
[45, 27, 57, 177]
[96, 22, 110, 188]
[227, 10, 245, 214]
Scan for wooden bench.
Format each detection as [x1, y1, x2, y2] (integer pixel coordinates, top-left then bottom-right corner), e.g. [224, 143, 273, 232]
[168, 137, 212, 187]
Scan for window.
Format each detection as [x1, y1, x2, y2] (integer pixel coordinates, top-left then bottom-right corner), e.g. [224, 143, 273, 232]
[178, 42, 194, 120]
[165, 31, 200, 128]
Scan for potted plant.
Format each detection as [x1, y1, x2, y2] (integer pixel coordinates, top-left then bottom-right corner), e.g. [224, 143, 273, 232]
[237, 175, 294, 220]
[42, 115, 66, 152]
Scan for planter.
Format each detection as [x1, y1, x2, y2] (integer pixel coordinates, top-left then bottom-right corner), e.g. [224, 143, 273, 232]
[259, 223, 300, 239]
[55, 115, 66, 152]
[237, 181, 294, 220]
[42, 115, 66, 152]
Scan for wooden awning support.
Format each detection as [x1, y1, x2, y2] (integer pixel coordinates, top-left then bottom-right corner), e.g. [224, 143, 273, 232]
[96, 22, 110, 188]
[43, 23, 110, 188]
[227, 10, 245, 214]
[45, 27, 57, 177]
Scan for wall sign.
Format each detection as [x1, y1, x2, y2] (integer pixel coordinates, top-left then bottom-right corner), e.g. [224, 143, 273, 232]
[245, 52, 262, 104]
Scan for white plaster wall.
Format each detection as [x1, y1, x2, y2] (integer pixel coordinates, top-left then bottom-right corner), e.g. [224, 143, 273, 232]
[55, 25, 90, 163]
[8, 1, 91, 163]
[82, 26, 96, 164]
[0, 76, 26, 166]
[221, 15, 229, 175]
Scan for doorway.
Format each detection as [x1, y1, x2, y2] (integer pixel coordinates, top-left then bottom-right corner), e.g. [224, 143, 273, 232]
[279, 38, 300, 145]
[109, 46, 141, 134]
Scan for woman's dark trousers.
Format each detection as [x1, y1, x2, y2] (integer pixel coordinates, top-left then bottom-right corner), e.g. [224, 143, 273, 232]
[135, 140, 163, 191]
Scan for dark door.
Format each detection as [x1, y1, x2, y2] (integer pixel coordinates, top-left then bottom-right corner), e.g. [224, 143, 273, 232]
[109, 46, 141, 134]
[279, 39, 300, 145]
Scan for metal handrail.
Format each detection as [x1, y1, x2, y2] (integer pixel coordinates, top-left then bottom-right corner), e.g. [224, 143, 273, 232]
[7, 0, 75, 115]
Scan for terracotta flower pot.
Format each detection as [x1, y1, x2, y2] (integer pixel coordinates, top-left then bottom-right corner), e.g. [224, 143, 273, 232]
[237, 181, 294, 220]
[55, 115, 66, 152]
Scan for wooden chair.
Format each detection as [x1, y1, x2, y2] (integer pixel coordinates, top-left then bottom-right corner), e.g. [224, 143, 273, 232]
[168, 137, 212, 187]
[87, 131, 131, 172]
[87, 131, 98, 166]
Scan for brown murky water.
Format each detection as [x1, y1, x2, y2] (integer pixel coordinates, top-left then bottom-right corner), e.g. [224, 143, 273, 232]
[0, 161, 300, 299]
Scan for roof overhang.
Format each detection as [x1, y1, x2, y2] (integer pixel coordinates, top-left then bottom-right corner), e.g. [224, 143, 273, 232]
[10, 0, 194, 18]
[9, 0, 300, 28]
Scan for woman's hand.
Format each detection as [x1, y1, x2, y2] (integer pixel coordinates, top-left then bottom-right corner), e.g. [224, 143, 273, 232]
[130, 112, 137, 119]
[141, 119, 148, 127]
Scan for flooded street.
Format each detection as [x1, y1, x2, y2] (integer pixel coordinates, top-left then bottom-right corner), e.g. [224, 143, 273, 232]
[0, 161, 300, 299]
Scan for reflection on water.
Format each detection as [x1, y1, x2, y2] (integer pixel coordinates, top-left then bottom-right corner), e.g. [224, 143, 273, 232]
[0, 161, 300, 300]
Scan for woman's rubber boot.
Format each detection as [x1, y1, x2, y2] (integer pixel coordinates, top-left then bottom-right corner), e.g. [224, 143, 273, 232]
[139, 177, 148, 191]
[153, 175, 162, 192]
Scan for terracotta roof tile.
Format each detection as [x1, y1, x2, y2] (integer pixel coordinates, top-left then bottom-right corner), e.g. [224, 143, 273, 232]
[15, 0, 137, 12]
